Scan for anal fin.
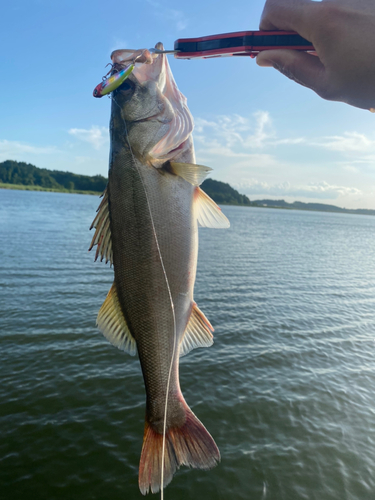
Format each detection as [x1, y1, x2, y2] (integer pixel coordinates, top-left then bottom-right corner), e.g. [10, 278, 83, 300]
[97, 282, 137, 356]
[179, 303, 214, 357]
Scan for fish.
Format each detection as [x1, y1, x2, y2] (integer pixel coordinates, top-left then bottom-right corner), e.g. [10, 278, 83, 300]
[89, 42, 229, 495]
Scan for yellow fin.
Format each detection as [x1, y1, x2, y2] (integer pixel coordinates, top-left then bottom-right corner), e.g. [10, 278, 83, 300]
[169, 162, 212, 186]
[89, 188, 113, 266]
[179, 303, 214, 357]
[195, 187, 230, 229]
[97, 283, 137, 356]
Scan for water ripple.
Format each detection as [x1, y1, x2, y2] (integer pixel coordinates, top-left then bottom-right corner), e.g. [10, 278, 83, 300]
[2, 191, 375, 499]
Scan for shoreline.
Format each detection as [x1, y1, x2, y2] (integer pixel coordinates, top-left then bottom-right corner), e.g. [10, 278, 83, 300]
[0, 183, 101, 196]
[1, 183, 374, 216]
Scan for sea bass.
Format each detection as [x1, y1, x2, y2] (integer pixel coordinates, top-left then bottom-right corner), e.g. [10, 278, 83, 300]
[90, 43, 229, 495]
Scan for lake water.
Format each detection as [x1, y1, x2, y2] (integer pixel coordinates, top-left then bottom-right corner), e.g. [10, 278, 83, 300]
[2, 188, 375, 500]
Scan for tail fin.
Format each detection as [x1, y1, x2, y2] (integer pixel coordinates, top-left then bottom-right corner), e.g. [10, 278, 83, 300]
[138, 405, 220, 495]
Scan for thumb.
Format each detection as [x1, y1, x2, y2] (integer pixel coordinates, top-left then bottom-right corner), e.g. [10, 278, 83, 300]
[256, 50, 328, 96]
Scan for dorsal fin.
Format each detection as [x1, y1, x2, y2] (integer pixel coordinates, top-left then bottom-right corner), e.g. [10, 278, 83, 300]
[89, 188, 113, 266]
[97, 283, 137, 356]
[179, 303, 214, 357]
[169, 162, 212, 186]
[195, 187, 230, 229]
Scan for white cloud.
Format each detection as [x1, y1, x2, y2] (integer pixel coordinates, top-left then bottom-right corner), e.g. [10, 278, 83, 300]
[0, 140, 58, 161]
[195, 111, 305, 157]
[68, 126, 109, 150]
[195, 113, 375, 161]
[195, 138, 261, 158]
[350, 155, 375, 164]
[195, 112, 268, 149]
[273, 137, 306, 146]
[248, 110, 273, 148]
[236, 179, 362, 200]
[342, 165, 359, 173]
[193, 112, 375, 207]
[312, 132, 375, 153]
[194, 112, 375, 188]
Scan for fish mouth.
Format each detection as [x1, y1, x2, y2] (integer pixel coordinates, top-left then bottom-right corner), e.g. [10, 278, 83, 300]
[111, 43, 166, 85]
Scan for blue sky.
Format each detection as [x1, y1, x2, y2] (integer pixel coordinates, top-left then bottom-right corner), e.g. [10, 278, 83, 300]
[2, 0, 375, 209]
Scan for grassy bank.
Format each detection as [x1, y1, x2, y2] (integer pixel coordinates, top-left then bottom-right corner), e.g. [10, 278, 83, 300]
[0, 183, 101, 196]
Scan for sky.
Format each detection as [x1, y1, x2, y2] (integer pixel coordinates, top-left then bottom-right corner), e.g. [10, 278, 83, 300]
[2, 0, 375, 209]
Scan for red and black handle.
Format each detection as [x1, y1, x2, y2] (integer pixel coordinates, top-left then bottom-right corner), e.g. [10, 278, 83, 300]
[174, 31, 314, 59]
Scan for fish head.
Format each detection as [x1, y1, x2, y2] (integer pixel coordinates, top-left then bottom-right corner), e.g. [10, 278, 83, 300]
[110, 43, 194, 165]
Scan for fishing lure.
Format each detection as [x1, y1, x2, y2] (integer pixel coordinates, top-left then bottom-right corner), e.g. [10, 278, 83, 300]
[93, 64, 134, 98]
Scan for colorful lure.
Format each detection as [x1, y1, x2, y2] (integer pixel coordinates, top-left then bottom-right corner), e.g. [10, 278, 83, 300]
[93, 64, 135, 98]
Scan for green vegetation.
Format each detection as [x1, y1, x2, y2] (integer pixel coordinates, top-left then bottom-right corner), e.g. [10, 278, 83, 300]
[254, 199, 375, 216]
[2, 160, 374, 216]
[0, 182, 101, 195]
[0, 160, 253, 205]
[201, 178, 252, 206]
[0, 160, 106, 194]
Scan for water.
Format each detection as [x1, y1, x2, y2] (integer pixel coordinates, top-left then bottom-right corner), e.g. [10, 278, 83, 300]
[1, 189, 375, 500]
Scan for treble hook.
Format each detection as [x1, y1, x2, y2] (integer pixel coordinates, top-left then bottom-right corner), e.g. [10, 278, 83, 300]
[102, 63, 114, 81]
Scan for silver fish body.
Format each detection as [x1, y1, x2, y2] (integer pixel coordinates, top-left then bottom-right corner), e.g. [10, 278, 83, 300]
[90, 43, 229, 495]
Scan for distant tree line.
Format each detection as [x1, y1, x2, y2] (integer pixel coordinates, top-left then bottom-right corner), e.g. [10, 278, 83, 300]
[253, 198, 375, 215]
[0, 160, 107, 193]
[4, 159, 372, 214]
[0, 160, 255, 205]
[201, 178, 252, 205]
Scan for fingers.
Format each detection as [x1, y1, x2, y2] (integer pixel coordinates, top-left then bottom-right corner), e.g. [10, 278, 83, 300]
[257, 0, 375, 109]
[256, 50, 331, 98]
[259, 0, 316, 41]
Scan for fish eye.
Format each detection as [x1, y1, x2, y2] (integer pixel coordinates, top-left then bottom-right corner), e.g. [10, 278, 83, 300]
[118, 79, 134, 93]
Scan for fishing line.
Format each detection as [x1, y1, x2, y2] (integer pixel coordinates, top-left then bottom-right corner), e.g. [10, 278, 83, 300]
[112, 87, 177, 500]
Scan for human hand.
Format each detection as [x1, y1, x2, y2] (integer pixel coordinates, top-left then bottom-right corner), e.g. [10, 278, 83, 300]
[256, 0, 375, 110]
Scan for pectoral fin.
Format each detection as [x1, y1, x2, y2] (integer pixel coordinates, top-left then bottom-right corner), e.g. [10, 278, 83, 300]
[97, 283, 137, 356]
[195, 187, 230, 228]
[169, 162, 212, 186]
[179, 303, 214, 357]
[89, 188, 113, 265]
